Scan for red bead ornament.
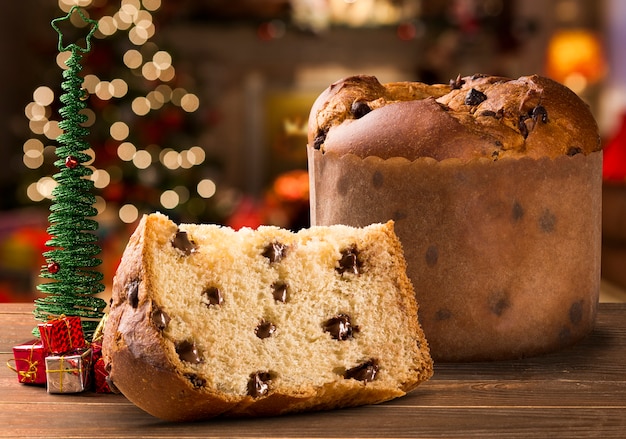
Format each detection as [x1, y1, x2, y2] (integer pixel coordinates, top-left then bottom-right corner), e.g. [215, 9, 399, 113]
[65, 155, 79, 169]
[47, 261, 60, 274]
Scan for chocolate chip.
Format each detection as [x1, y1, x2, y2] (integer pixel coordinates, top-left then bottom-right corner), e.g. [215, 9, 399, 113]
[435, 309, 452, 321]
[185, 373, 206, 388]
[392, 210, 407, 221]
[313, 128, 328, 150]
[519, 114, 533, 138]
[372, 171, 384, 189]
[272, 282, 288, 303]
[569, 300, 584, 325]
[488, 291, 511, 317]
[539, 209, 557, 233]
[480, 110, 496, 117]
[425, 245, 438, 268]
[351, 100, 371, 119]
[449, 74, 465, 89]
[531, 105, 548, 123]
[336, 246, 361, 275]
[255, 320, 276, 339]
[248, 372, 271, 397]
[176, 340, 202, 364]
[172, 230, 197, 256]
[324, 314, 359, 340]
[126, 279, 140, 308]
[263, 241, 288, 263]
[336, 175, 349, 197]
[344, 359, 379, 383]
[519, 106, 547, 139]
[464, 88, 487, 106]
[150, 305, 171, 330]
[202, 286, 223, 307]
[567, 146, 583, 156]
[512, 201, 524, 222]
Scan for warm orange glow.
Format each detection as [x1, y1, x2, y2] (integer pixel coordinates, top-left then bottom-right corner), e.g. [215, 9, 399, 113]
[273, 169, 309, 202]
[546, 29, 606, 89]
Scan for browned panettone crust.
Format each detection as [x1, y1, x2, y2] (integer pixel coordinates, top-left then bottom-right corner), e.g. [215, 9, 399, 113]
[308, 74, 601, 161]
[307, 74, 603, 362]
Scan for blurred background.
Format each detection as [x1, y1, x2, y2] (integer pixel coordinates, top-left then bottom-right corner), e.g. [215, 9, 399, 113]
[0, 0, 625, 303]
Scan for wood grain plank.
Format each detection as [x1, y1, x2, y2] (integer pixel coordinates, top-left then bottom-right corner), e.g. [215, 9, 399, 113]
[0, 403, 624, 438]
[2, 303, 625, 438]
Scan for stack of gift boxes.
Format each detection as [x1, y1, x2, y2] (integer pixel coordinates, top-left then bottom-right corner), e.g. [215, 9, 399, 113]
[9, 315, 113, 394]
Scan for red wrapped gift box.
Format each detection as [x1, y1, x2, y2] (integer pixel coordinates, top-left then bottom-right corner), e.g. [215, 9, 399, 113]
[93, 356, 112, 393]
[39, 315, 86, 354]
[9, 339, 47, 385]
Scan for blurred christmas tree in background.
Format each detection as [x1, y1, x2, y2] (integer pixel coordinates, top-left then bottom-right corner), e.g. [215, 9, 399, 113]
[22, 0, 227, 230]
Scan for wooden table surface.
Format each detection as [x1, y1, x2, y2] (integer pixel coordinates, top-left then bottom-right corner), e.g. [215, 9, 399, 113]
[1, 302, 625, 438]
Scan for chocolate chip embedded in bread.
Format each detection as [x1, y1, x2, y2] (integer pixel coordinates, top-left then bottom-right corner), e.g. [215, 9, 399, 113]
[324, 314, 359, 340]
[271, 281, 288, 303]
[126, 279, 140, 308]
[263, 241, 288, 263]
[531, 105, 548, 123]
[392, 210, 407, 221]
[255, 320, 277, 339]
[425, 245, 438, 268]
[567, 146, 583, 156]
[175, 340, 202, 364]
[519, 114, 533, 138]
[185, 373, 206, 388]
[336, 246, 361, 275]
[201, 286, 223, 307]
[512, 201, 525, 222]
[464, 88, 487, 106]
[172, 230, 197, 256]
[313, 128, 328, 150]
[150, 305, 171, 330]
[449, 74, 465, 90]
[247, 371, 272, 397]
[520, 106, 548, 139]
[372, 171, 384, 189]
[569, 300, 584, 325]
[344, 359, 379, 383]
[487, 291, 511, 317]
[539, 209, 557, 233]
[435, 308, 452, 321]
[351, 100, 372, 119]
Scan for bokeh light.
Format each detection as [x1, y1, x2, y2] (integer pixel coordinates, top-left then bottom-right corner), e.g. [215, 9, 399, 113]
[27, 0, 212, 223]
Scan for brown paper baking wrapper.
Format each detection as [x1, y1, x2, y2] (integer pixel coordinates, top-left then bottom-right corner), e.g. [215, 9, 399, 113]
[309, 147, 602, 361]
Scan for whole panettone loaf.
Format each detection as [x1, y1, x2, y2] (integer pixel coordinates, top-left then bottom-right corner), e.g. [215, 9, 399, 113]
[307, 74, 603, 361]
[308, 74, 601, 160]
[102, 213, 432, 421]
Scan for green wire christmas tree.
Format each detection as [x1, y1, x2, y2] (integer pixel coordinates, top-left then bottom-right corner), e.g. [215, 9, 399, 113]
[33, 6, 107, 339]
